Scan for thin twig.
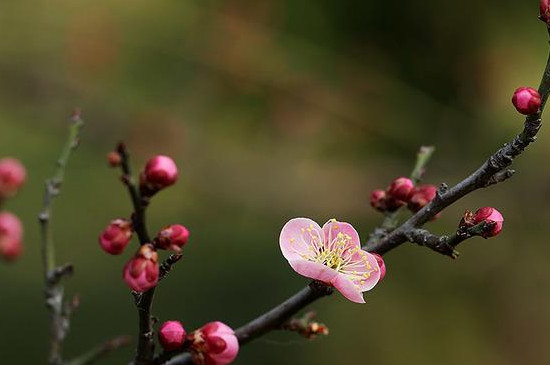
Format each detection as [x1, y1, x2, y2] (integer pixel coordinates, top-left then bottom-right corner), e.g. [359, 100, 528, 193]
[116, 143, 175, 365]
[405, 221, 497, 259]
[65, 336, 132, 365]
[38, 111, 84, 365]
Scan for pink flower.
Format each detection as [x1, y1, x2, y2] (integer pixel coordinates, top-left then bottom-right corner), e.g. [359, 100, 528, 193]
[158, 320, 186, 351]
[154, 224, 190, 252]
[0, 212, 23, 261]
[189, 321, 239, 365]
[407, 184, 437, 212]
[122, 244, 159, 292]
[99, 219, 133, 255]
[472, 207, 504, 238]
[140, 155, 178, 196]
[0, 158, 26, 198]
[280, 218, 381, 304]
[512, 87, 541, 115]
[387, 177, 414, 202]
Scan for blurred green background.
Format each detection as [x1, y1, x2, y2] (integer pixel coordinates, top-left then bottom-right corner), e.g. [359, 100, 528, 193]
[1, 1, 550, 364]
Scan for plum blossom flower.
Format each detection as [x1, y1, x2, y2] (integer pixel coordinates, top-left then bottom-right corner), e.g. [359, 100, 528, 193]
[279, 218, 381, 304]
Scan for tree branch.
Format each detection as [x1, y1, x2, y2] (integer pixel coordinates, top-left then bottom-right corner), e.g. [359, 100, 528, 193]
[155, 20, 550, 365]
[38, 111, 84, 365]
[405, 221, 497, 259]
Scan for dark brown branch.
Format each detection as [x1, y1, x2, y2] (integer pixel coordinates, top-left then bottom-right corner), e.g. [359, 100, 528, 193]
[115, 143, 158, 365]
[405, 221, 497, 259]
[159, 254, 183, 282]
[158, 283, 333, 365]
[38, 111, 84, 365]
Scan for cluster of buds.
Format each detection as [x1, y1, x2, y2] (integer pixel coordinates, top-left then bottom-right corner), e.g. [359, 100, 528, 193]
[0, 158, 26, 261]
[459, 207, 504, 238]
[370, 177, 437, 215]
[99, 153, 190, 292]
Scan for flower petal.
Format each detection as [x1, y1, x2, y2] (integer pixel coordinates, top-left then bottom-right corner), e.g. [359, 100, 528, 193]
[356, 251, 381, 291]
[288, 260, 339, 284]
[322, 219, 361, 253]
[332, 273, 365, 304]
[280, 218, 325, 261]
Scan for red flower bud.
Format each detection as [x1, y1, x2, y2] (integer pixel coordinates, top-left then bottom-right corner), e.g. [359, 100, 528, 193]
[541, 0, 550, 24]
[0, 212, 23, 261]
[0, 158, 26, 198]
[123, 244, 159, 292]
[140, 155, 178, 196]
[189, 321, 239, 365]
[407, 185, 437, 212]
[155, 224, 190, 252]
[512, 87, 541, 115]
[370, 190, 387, 212]
[472, 207, 504, 238]
[107, 152, 122, 167]
[387, 177, 414, 202]
[371, 253, 386, 281]
[99, 219, 133, 255]
[159, 320, 186, 351]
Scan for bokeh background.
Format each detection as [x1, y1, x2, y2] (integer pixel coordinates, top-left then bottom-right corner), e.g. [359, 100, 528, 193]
[1, 1, 550, 364]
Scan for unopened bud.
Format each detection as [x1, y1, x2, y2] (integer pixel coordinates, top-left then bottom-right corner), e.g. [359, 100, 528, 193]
[140, 155, 178, 197]
[541, 0, 550, 24]
[155, 224, 190, 252]
[122, 244, 159, 292]
[107, 152, 122, 167]
[159, 320, 186, 351]
[0, 158, 26, 198]
[99, 219, 133, 255]
[189, 321, 239, 365]
[370, 190, 387, 212]
[407, 185, 437, 212]
[512, 87, 541, 115]
[462, 207, 504, 238]
[387, 177, 414, 202]
[371, 253, 386, 281]
[0, 212, 23, 261]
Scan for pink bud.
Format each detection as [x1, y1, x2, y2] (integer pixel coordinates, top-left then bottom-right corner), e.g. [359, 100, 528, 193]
[512, 87, 541, 115]
[371, 253, 386, 281]
[387, 177, 414, 202]
[140, 155, 178, 196]
[122, 244, 159, 292]
[0, 212, 23, 261]
[472, 207, 504, 238]
[159, 320, 186, 351]
[407, 185, 437, 212]
[189, 321, 239, 365]
[370, 190, 387, 212]
[155, 224, 190, 252]
[0, 238, 23, 261]
[107, 152, 122, 167]
[0, 158, 26, 198]
[99, 219, 133, 255]
[541, 0, 550, 24]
